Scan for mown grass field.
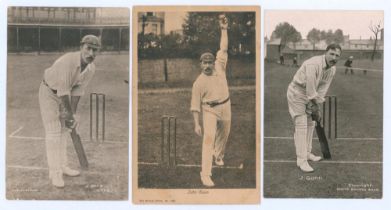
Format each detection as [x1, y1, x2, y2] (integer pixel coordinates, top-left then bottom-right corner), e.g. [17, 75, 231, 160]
[263, 59, 383, 198]
[137, 88, 257, 189]
[6, 53, 129, 200]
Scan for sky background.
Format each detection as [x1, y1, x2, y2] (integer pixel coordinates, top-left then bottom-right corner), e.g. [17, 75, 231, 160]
[165, 11, 188, 32]
[265, 10, 383, 40]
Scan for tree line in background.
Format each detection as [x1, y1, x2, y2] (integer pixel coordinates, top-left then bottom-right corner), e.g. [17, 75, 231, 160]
[271, 22, 345, 50]
[270, 21, 383, 61]
[138, 12, 256, 59]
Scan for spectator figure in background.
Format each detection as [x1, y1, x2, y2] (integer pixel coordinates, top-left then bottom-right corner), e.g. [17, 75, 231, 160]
[292, 56, 299, 67]
[344, 56, 354, 75]
[280, 53, 285, 65]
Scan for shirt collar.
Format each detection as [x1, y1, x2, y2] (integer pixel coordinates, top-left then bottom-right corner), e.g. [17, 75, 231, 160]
[202, 69, 218, 77]
[77, 51, 82, 68]
[78, 52, 92, 74]
[322, 55, 327, 70]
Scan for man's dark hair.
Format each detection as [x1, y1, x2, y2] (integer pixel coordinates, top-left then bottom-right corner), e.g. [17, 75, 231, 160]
[326, 43, 342, 52]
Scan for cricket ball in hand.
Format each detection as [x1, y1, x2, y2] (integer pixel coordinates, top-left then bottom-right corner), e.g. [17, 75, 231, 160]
[219, 14, 227, 24]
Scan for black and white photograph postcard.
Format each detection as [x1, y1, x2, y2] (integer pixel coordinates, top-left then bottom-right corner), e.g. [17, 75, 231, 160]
[263, 10, 383, 198]
[132, 6, 260, 204]
[6, 6, 129, 200]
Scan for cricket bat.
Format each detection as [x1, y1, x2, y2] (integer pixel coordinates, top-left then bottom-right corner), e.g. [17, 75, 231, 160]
[313, 119, 332, 159]
[70, 128, 89, 169]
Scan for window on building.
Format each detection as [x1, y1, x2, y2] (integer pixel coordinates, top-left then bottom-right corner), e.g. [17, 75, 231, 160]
[152, 24, 158, 34]
[22, 7, 28, 17]
[147, 12, 154, 16]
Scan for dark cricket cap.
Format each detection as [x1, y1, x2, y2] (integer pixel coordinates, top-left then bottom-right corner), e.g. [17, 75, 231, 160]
[200, 52, 215, 62]
[80, 35, 101, 49]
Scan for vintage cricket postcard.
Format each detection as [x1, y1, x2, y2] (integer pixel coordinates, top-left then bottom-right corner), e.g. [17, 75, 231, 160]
[6, 7, 129, 200]
[263, 10, 383, 198]
[133, 6, 260, 204]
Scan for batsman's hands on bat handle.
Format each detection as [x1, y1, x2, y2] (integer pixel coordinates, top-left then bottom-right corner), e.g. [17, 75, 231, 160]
[59, 111, 79, 132]
[66, 114, 80, 131]
[194, 124, 202, 137]
[306, 101, 320, 115]
[219, 14, 228, 30]
[60, 115, 74, 132]
[311, 110, 322, 124]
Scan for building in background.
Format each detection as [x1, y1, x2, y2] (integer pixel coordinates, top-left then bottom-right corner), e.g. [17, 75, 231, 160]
[137, 12, 165, 35]
[266, 30, 384, 62]
[7, 7, 129, 53]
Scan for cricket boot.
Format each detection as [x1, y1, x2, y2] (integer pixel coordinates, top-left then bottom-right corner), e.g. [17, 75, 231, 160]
[200, 172, 215, 187]
[214, 157, 224, 166]
[62, 167, 80, 177]
[50, 170, 65, 188]
[308, 153, 322, 162]
[297, 161, 314, 173]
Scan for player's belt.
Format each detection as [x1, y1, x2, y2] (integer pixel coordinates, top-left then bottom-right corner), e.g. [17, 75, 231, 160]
[42, 79, 57, 94]
[203, 97, 230, 108]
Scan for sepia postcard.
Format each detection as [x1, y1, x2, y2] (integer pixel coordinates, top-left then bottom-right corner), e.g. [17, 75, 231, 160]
[6, 6, 129, 200]
[133, 6, 260, 204]
[263, 10, 383, 198]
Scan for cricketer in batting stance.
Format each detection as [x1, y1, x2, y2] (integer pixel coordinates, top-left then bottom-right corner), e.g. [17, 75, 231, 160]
[287, 43, 341, 172]
[191, 15, 231, 187]
[39, 35, 100, 187]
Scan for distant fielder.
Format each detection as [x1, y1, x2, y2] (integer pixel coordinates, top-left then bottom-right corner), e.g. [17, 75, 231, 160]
[344, 56, 354, 75]
[191, 15, 230, 187]
[287, 44, 341, 172]
[39, 35, 100, 187]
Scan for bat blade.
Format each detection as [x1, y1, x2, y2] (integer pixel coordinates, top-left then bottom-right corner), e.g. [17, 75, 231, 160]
[315, 122, 332, 159]
[70, 129, 89, 169]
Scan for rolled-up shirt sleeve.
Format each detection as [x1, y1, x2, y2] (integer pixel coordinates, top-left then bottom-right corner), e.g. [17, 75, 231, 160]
[190, 82, 202, 113]
[215, 50, 228, 72]
[305, 64, 319, 101]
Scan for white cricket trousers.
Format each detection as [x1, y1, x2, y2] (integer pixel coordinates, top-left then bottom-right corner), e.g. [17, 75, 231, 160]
[39, 82, 71, 175]
[287, 84, 316, 165]
[201, 102, 231, 177]
[293, 115, 315, 166]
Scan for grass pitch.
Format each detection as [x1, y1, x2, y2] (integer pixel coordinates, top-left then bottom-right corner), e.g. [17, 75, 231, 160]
[137, 88, 257, 189]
